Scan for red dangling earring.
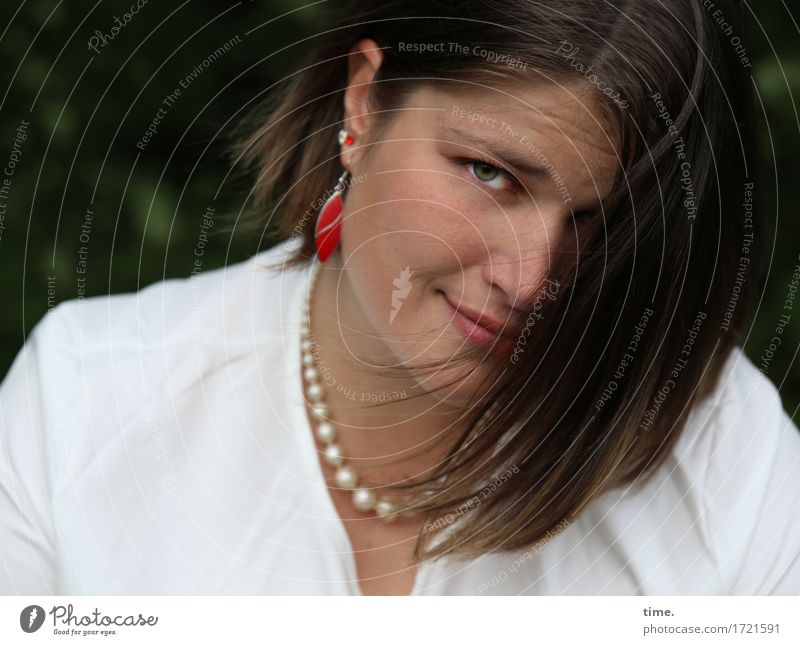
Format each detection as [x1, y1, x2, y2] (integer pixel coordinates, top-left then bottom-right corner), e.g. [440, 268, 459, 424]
[314, 129, 354, 262]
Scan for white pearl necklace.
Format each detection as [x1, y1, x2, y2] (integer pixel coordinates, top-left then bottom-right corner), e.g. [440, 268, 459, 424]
[300, 260, 407, 520]
[300, 260, 503, 521]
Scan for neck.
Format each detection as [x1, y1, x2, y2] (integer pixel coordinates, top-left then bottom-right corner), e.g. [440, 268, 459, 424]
[306, 251, 468, 488]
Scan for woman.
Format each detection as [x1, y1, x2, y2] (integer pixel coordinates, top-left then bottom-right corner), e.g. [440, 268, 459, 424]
[2, 0, 798, 595]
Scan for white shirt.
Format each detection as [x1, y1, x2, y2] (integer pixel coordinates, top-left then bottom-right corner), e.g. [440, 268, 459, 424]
[2, 237, 799, 595]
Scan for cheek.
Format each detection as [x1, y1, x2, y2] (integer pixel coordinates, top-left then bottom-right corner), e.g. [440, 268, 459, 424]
[341, 169, 493, 280]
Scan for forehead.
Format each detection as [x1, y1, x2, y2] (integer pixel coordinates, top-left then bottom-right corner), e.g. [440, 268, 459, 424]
[403, 83, 621, 204]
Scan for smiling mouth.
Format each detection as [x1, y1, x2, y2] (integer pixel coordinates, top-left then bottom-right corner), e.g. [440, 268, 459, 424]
[439, 291, 520, 355]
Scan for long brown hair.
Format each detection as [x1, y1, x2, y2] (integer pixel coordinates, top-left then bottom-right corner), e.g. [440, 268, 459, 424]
[225, 0, 762, 564]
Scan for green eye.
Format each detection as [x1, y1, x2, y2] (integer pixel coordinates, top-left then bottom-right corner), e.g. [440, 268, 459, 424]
[461, 157, 519, 195]
[473, 162, 500, 182]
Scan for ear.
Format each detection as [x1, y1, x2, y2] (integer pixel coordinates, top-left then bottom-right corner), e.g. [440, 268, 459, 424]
[341, 38, 384, 171]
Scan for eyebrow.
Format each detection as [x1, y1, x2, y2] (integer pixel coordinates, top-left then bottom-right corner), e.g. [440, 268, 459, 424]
[439, 123, 554, 183]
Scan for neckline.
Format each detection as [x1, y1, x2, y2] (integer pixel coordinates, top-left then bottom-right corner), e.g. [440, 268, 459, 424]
[283, 256, 433, 596]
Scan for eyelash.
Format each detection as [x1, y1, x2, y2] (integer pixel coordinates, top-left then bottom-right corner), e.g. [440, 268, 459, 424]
[458, 155, 597, 223]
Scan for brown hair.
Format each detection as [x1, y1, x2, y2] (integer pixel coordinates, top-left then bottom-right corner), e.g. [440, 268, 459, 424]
[225, 0, 763, 564]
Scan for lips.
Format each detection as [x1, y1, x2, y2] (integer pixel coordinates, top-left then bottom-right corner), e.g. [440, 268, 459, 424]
[440, 291, 521, 354]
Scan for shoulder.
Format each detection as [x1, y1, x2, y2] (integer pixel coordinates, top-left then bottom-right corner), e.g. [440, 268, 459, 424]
[582, 346, 800, 593]
[6, 236, 308, 480]
[673, 345, 800, 593]
[0, 237, 307, 592]
[46, 236, 306, 353]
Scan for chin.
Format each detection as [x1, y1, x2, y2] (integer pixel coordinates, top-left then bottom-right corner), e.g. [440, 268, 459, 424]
[405, 343, 499, 407]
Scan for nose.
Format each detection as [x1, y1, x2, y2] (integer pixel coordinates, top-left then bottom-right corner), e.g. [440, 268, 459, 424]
[481, 209, 571, 309]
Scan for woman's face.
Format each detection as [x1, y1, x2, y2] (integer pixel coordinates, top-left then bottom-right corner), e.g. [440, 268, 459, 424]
[336, 80, 618, 405]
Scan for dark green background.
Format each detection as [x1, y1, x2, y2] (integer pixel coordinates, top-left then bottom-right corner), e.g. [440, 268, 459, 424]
[1, 1, 798, 419]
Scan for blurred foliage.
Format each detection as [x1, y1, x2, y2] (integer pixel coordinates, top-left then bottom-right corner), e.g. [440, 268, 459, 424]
[0, 0, 324, 364]
[0, 1, 798, 418]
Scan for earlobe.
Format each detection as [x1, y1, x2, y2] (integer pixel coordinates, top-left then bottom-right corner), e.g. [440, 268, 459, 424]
[342, 38, 384, 165]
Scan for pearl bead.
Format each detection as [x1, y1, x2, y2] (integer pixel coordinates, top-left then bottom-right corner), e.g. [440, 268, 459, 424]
[334, 465, 358, 489]
[303, 366, 319, 383]
[316, 422, 336, 444]
[301, 339, 312, 352]
[352, 488, 376, 511]
[323, 443, 343, 466]
[375, 499, 397, 519]
[302, 352, 315, 367]
[312, 404, 328, 420]
[307, 383, 324, 402]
